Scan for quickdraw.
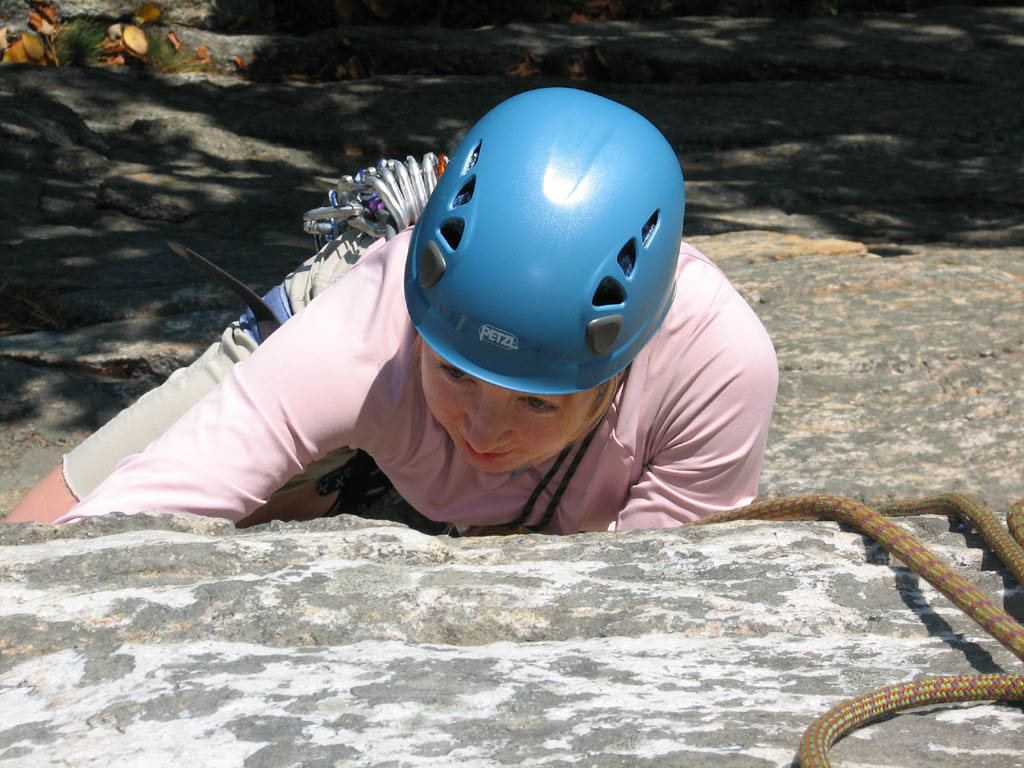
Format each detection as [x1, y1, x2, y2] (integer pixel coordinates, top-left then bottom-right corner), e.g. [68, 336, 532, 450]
[302, 152, 446, 248]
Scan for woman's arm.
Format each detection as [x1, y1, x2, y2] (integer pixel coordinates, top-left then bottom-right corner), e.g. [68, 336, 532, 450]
[6, 232, 374, 525]
[56, 232, 410, 524]
[4, 465, 78, 523]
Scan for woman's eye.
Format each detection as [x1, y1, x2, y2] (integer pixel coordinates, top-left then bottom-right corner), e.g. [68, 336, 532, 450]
[523, 396, 557, 413]
[440, 364, 468, 381]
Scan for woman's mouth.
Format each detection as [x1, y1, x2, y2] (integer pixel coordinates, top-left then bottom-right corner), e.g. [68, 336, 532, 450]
[460, 439, 511, 463]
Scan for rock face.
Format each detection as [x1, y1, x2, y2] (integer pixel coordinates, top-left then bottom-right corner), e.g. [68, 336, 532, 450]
[694, 232, 1024, 515]
[1, 8, 1022, 766]
[2, 512, 1022, 767]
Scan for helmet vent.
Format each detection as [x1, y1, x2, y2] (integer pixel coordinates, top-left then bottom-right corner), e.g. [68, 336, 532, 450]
[593, 276, 625, 307]
[642, 210, 659, 246]
[453, 177, 475, 208]
[617, 240, 636, 278]
[419, 240, 447, 288]
[464, 141, 481, 173]
[587, 315, 623, 356]
[440, 218, 464, 250]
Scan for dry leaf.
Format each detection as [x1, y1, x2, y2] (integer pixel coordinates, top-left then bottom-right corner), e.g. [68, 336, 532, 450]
[196, 44, 209, 61]
[134, 3, 162, 24]
[31, 1, 58, 26]
[0, 26, 8, 53]
[3, 39, 28, 63]
[107, 52, 125, 66]
[506, 51, 542, 77]
[233, 55, 247, 71]
[122, 24, 148, 58]
[166, 30, 181, 50]
[21, 30, 45, 61]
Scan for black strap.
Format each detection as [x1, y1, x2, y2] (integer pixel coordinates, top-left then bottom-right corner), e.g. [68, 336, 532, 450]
[167, 241, 282, 340]
[511, 425, 599, 532]
[509, 444, 572, 527]
[527, 427, 599, 532]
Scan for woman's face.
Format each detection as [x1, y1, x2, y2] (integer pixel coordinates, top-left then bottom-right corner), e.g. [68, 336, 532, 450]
[420, 344, 594, 474]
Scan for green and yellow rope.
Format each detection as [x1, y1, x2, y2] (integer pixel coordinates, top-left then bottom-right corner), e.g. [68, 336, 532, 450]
[696, 494, 1024, 767]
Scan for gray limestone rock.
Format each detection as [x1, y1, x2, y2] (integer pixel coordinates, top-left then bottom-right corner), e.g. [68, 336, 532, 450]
[0, 513, 1021, 766]
[691, 232, 1024, 515]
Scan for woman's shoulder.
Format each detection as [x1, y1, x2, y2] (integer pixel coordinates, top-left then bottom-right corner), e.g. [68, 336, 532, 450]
[339, 227, 413, 282]
[300, 229, 412, 327]
[657, 240, 761, 337]
[636, 238, 777, 403]
[262, 229, 418, 411]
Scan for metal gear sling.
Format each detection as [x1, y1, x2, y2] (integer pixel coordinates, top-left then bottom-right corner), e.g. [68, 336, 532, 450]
[167, 152, 447, 345]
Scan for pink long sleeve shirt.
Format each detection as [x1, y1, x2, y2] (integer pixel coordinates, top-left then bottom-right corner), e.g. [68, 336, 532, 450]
[60, 230, 778, 533]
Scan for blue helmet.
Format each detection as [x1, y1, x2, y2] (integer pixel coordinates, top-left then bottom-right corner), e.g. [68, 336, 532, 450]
[405, 87, 685, 395]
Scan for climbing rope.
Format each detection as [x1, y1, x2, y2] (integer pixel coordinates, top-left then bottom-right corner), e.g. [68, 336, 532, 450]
[696, 494, 1024, 767]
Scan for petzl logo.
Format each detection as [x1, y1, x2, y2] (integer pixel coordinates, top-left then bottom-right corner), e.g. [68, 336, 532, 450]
[479, 324, 519, 350]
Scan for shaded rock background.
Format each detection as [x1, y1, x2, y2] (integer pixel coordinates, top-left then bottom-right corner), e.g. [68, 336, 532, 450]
[3, 0, 1012, 33]
[2, 5, 1022, 513]
[1, 5, 1023, 766]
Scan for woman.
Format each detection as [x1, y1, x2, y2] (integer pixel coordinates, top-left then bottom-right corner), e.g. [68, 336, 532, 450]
[8, 87, 778, 533]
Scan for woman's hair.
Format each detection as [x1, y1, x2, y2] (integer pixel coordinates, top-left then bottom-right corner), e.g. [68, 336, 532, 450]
[560, 371, 624, 444]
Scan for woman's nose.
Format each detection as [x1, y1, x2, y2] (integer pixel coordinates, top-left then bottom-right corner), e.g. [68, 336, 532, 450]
[462, 387, 513, 449]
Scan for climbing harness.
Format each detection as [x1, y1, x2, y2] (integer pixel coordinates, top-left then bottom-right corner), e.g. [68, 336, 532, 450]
[696, 494, 1024, 767]
[317, 449, 393, 516]
[313, 449, 452, 535]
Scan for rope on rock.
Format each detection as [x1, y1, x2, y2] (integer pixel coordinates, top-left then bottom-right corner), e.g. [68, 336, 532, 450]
[695, 494, 1024, 768]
